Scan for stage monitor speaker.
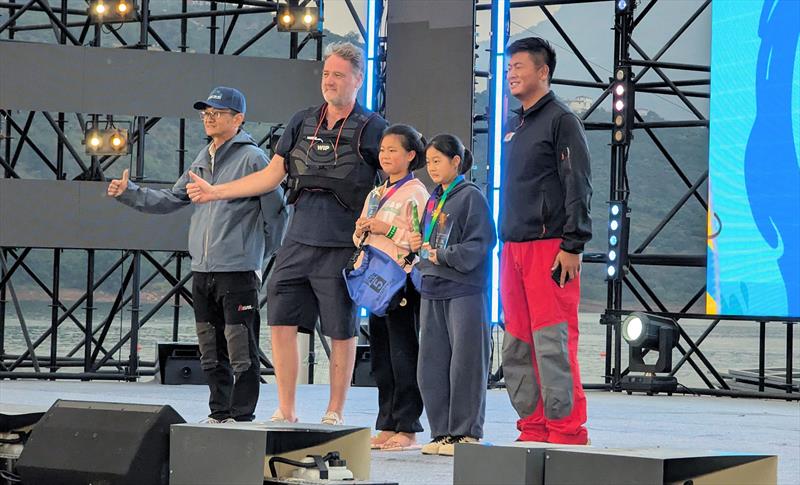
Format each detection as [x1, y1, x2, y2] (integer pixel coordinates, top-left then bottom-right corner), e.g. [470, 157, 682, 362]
[170, 422, 370, 485]
[352, 344, 376, 387]
[544, 447, 778, 485]
[156, 342, 207, 385]
[16, 400, 185, 485]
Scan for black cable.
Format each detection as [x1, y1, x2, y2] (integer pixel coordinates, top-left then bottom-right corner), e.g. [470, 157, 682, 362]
[0, 470, 23, 483]
[0, 432, 23, 444]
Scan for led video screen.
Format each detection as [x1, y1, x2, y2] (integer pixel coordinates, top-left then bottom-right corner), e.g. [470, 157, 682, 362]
[706, 1, 800, 318]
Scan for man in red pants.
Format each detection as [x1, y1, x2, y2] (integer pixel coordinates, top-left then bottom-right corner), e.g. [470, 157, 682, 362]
[499, 37, 593, 445]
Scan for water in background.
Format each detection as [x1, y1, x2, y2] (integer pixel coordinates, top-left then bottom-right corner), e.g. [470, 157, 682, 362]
[2, 300, 797, 388]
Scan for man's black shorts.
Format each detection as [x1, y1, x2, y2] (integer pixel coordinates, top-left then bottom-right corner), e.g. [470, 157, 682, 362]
[267, 240, 358, 339]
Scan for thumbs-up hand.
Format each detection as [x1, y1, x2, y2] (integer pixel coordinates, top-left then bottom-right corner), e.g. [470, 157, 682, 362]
[186, 171, 217, 204]
[107, 169, 130, 197]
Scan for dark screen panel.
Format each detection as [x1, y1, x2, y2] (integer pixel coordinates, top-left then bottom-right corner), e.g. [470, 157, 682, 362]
[0, 179, 190, 251]
[385, 1, 475, 147]
[0, 41, 322, 123]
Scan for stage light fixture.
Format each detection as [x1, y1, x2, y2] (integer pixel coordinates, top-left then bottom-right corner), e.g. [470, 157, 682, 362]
[606, 200, 628, 280]
[616, 0, 634, 14]
[88, 0, 137, 23]
[611, 65, 634, 145]
[276, 3, 320, 32]
[84, 127, 130, 156]
[620, 312, 679, 395]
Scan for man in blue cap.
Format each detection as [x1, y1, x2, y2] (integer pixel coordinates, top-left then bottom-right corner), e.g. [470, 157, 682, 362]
[107, 87, 287, 422]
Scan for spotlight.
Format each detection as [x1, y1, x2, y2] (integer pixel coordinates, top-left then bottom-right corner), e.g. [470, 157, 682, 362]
[110, 133, 124, 147]
[620, 312, 679, 395]
[611, 65, 634, 145]
[616, 0, 634, 14]
[89, 0, 137, 23]
[276, 3, 320, 32]
[84, 127, 130, 156]
[606, 200, 628, 281]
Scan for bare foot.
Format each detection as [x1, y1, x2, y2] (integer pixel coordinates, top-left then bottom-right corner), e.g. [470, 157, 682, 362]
[381, 432, 418, 450]
[370, 430, 396, 449]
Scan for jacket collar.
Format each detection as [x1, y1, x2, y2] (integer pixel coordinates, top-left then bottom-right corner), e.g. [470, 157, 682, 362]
[512, 90, 556, 119]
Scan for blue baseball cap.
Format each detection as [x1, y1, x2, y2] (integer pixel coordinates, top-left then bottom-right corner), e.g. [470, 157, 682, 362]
[193, 86, 246, 114]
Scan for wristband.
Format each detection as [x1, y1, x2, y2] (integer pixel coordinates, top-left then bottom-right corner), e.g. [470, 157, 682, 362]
[386, 226, 397, 239]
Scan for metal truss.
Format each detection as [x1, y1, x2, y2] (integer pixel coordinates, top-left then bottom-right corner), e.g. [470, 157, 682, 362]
[0, 0, 384, 381]
[476, 0, 796, 400]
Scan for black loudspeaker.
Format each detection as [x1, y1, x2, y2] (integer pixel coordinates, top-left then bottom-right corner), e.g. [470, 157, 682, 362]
[16, 400, 185, 485]
[156, 342, 207, 385]
[351, 345, 376, 387]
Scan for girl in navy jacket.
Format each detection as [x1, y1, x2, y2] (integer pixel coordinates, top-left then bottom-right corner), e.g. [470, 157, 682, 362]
[411, 134, 496, 456]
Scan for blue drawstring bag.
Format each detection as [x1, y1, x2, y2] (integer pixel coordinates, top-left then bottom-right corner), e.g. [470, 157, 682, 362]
[343, 245, 408, 317]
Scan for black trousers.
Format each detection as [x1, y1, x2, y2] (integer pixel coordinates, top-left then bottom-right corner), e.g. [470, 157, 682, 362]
[192, 271, 261, 421]
[369, 278, 424, 433]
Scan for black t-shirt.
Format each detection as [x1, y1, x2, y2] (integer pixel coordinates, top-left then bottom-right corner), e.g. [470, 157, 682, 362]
[275, 102, 387, 247]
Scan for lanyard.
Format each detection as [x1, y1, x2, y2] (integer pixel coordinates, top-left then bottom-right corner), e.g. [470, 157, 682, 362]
[422, 175, 464, 243]
[377, 173, 414, 212]
[306, 103, 352, 162]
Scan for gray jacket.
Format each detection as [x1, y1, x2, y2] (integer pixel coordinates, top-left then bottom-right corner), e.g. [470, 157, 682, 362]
[117, 130, 287, 273]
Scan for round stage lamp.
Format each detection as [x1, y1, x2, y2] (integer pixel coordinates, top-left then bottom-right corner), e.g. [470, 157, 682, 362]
[280, 12, 294, 26]
[609, 250, 617, 261]
[607, 265, 616, 277]
[303, 13, 314, 25]
[615, 84, 625, 96]
[111, 134, 124, 148]
[89, 135, 102, 147]
[609, 235, 618, 245]
[117, 2, 128, 13]
[622, 312, 678, 350]
[615, 99, 625, 112]
[95, 2, 106, 14]
[622, 314, 643, 343]
[611, 204, 621, 215]
[610, 220, 619, 231]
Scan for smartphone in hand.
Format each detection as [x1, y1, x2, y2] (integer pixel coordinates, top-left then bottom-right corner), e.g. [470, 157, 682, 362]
[551, 264, 571, 286]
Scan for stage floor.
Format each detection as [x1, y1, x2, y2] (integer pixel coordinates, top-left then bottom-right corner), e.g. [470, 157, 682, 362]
[1, 380, 798, 484]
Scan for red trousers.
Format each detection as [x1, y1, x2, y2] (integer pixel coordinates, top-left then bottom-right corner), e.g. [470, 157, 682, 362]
[500, 239, 588, 444]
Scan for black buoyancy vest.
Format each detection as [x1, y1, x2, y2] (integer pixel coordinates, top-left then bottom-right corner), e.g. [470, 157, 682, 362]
[286, 108, 378, 211]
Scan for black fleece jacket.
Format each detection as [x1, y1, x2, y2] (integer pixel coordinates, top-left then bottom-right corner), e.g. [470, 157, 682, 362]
[499, 90, 593, 253]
